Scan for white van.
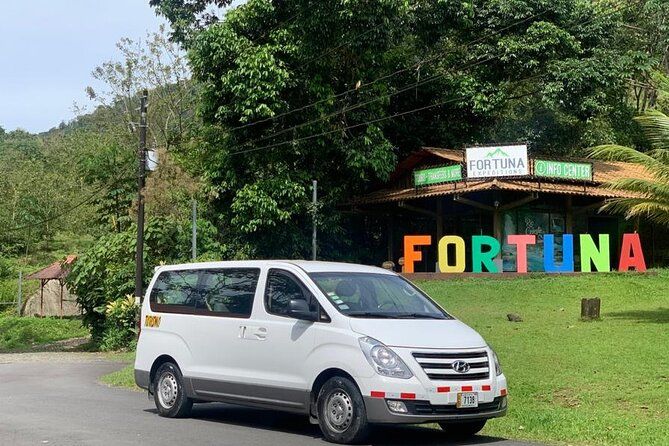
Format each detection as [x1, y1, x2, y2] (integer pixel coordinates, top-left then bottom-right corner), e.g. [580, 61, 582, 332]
[134, 261, 507, 444]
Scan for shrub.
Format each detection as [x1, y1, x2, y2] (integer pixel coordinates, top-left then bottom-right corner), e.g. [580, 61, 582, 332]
[99, 295, 138, 351]
[67, 216, 223, 345]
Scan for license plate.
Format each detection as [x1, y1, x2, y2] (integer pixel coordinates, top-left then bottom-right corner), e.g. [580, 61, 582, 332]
[456, 392, 478, 408]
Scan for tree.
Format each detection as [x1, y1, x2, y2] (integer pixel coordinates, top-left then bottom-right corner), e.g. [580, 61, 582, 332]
[82, 25, 197, 152]
[149, 0, 233, 44]
[63, 26, 201, 233]
[590, 111, 669, 226]
[149, 0, 651, 261]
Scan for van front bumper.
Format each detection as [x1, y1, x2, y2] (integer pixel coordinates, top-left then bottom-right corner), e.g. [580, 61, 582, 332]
[364, 395, 507, 424]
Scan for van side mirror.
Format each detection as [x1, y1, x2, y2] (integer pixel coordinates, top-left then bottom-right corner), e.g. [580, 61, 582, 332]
[288, 298, 318, 321]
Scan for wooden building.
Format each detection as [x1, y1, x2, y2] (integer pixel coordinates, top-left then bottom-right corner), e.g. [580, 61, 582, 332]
[350, 147, 668, 272]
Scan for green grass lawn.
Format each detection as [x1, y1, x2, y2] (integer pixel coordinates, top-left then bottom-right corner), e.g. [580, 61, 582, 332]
[100, 271, 669, 445]
[418, 271, 669, 446]
[99, 351, 140, 390]
[0, 316, 88, 351]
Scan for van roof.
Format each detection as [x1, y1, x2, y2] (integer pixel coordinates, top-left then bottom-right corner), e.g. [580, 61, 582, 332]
[155, 260, 395, 275]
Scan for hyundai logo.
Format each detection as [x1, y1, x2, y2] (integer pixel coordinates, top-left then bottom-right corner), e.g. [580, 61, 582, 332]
[452, 360, 471, 373]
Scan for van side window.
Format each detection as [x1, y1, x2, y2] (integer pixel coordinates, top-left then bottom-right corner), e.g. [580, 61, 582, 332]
[264, 269, 315, 317]
[150, 268, 259, 318]
[150, 270, 200, 308]
[198, 269, 258, 317]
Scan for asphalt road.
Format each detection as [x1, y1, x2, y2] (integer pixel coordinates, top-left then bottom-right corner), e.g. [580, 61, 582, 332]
[0, 354, 536, 446]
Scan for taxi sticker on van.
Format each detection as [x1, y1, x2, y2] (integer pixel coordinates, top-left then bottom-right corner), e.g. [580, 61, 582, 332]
[145, 315, 161, 328]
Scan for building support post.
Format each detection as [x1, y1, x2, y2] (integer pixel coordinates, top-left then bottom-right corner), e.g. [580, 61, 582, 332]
[493, 197, 503, 269]
[59, 279, 64, 319]
[493, 209, 502, 243]
[386, 216, 394, 262]
[40, 279, 44, 317]
[566, 196, 574, 233]
[436, 199, 443, 242]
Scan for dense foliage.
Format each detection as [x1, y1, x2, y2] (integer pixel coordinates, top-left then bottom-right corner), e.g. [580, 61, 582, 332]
[147, 0, 669, 261]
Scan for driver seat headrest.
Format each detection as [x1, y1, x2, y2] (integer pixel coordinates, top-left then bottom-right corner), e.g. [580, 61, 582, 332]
[335, 280, 357, 297]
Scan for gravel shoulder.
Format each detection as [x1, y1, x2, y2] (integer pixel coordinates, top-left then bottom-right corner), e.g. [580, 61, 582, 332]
[0, 350, 124, 364]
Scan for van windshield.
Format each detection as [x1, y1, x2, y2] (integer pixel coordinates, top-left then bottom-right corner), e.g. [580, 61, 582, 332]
[308, 272, 451, 319]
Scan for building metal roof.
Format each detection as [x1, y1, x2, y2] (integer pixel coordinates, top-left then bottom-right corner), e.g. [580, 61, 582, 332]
[352, 148, 654, 205]
[25, 255, 77, 281]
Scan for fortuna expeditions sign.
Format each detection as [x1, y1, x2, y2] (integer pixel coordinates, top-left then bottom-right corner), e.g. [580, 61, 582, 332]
[466, 145, 528, 178]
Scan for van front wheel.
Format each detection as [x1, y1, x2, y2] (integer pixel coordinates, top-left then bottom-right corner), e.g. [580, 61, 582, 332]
[317, 376, 369, 444]
[153, 362, 193, 418]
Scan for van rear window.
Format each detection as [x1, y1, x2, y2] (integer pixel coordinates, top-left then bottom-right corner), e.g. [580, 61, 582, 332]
[149, 268, 260, 318]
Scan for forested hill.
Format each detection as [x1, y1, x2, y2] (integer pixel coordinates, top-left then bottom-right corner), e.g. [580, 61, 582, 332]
[1, 1, 669, 312]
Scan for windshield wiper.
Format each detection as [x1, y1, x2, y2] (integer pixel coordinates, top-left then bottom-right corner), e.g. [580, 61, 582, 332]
[394, 312, 446, 320]
[347, 311, 398, 318]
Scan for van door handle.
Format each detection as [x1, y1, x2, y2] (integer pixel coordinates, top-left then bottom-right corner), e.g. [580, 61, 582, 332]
[253, 327, 268, 340]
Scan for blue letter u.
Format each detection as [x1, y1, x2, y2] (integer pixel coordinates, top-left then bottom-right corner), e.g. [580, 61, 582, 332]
[543, 234, 574, 273]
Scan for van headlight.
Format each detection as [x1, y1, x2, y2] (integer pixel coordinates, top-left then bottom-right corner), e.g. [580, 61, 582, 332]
[491, 349, 502, 376]
[359, 337, 413, 379]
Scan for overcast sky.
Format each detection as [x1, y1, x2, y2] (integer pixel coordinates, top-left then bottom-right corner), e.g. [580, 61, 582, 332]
[0, 1, 166, 133]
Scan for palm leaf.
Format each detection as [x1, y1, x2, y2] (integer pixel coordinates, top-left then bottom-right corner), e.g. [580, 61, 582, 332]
[588, 144, 669, 180]
[588, 144, 657, 165]
[605, 178, 669, 202]
[601, 199, 669, 226]
[633, 111, 669, 151]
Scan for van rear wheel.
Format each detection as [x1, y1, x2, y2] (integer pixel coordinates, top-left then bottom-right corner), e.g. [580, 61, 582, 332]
[439, 420, 487, 438]
[153, 362, 193, 418]
[317, 376, 369, 444]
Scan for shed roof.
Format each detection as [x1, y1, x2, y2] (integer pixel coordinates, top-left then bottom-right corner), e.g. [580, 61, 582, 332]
[26, 255, 77, 280]
[353, 147, 654, 205]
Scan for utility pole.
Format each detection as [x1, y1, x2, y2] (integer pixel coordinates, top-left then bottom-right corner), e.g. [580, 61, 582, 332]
[191, 199, 197, 260]
[135, 90, 148, 301]
[312, 180, 317, 261]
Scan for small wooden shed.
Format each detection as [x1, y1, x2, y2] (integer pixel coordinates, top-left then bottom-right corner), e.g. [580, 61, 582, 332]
[25, 255, 77, 317]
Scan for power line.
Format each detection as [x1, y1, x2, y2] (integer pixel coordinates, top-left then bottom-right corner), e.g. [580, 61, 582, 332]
[234, 55, 498, 151]
[225, 7, 551, 134]
[229, 78, 541, 156]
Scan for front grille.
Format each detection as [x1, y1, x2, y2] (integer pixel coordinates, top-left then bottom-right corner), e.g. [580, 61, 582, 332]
[412, 350, 490, 381]
[403, 397, 504, 415]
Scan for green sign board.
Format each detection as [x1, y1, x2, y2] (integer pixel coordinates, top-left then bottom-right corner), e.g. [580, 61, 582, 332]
[414, 165, 462, 186]
[534, 159, 592, 181]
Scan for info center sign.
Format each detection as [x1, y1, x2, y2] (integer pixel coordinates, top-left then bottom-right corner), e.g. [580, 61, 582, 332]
[534, 159, 592, 181]
[466, 145, 528, 179]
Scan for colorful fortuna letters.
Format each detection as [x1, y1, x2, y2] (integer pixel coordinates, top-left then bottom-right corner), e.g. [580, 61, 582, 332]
[402, 234, 646, 274]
